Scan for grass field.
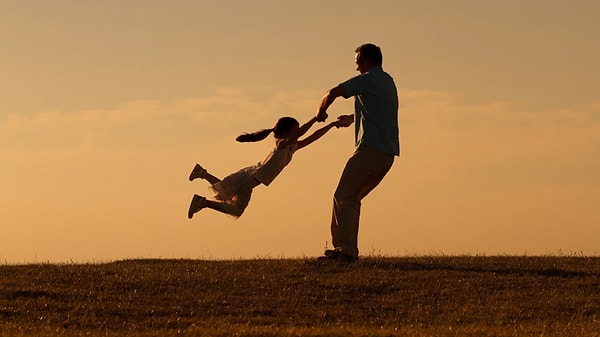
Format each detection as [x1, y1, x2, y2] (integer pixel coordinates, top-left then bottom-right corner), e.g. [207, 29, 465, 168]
[1, 256, 599, 336]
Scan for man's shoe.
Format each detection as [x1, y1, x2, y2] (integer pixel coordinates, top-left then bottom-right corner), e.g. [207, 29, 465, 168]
[317, 250, 358, 263]
[187, 194, 206, 219]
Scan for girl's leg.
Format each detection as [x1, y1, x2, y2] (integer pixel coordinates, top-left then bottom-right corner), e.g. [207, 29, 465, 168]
[202, 172, 221, 185]
[188, 194, 206, 219]
[188, 194, 242, 218]
[205, 200, 234, 214]
[189, 164, 222, 185]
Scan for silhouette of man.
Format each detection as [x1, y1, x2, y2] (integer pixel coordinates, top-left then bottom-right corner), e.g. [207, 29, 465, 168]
[316, 43, 400, 262]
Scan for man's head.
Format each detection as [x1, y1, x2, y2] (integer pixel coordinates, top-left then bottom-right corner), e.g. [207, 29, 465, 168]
[355, 43, 383, 74]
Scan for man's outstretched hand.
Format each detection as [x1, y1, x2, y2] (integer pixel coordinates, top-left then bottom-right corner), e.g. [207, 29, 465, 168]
[336, 114, 354, 128]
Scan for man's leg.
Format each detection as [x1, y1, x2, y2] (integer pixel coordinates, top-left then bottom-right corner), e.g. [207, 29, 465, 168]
[330, 148, 394, 257]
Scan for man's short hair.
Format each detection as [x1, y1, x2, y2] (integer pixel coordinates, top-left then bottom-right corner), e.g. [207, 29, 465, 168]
[355, 43, 383, 66]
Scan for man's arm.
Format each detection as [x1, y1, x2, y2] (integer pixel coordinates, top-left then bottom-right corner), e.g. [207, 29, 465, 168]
[316, 85, 346, 122]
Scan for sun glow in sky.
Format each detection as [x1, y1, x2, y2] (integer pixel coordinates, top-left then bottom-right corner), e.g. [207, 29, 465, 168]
[2, 1, 599, 263]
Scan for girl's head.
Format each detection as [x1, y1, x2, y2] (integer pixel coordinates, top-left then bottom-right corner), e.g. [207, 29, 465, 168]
[236, 117, 299, 143]
[272, 117, 300, 139]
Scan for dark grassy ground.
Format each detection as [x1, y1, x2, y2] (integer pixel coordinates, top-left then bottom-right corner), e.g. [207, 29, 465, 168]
[1, 256, 599, 336]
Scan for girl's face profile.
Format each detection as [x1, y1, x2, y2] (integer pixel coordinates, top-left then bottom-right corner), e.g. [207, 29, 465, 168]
[286, 124, 300, 139]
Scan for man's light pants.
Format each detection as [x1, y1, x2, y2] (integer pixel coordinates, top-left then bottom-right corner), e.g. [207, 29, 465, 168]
[331, 147, 394, 257]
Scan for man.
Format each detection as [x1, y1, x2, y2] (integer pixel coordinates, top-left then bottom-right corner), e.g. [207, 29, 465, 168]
[316, 43, 400, 262]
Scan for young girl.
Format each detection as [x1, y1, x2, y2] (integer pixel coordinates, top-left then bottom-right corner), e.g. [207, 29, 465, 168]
[187, 115, 346, 219]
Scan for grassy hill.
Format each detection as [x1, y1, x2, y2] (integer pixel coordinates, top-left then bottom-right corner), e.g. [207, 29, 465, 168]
[1, 256, 599, 336]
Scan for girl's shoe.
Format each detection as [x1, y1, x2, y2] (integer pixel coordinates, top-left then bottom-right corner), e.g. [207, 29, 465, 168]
[189, 164, 208, 181]
[188, 194, 206, 219]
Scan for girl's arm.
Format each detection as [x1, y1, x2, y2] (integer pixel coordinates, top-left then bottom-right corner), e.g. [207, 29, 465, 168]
[297, 116, 318, 139]
[276, 116, 319, 150]
[296, 120, 344, 151]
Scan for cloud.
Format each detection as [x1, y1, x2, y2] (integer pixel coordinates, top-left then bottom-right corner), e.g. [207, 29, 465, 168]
[1, 86, 325, 151]
[398, 89, 600, 188]
[3, 86, 598, 190]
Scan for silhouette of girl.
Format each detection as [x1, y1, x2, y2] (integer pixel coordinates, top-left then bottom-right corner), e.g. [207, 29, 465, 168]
[187, 115, 347, 219]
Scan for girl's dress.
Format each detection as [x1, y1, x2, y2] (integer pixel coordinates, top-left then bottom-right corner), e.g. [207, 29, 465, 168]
[210, 139, 298, 217]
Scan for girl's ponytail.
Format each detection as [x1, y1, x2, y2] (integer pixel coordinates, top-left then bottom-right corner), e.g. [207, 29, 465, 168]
[236, 117, 299, 143]
[236, 128, 274, 142]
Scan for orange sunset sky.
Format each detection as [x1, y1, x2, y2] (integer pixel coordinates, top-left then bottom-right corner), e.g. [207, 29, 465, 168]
[2, 1, 599, 263]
